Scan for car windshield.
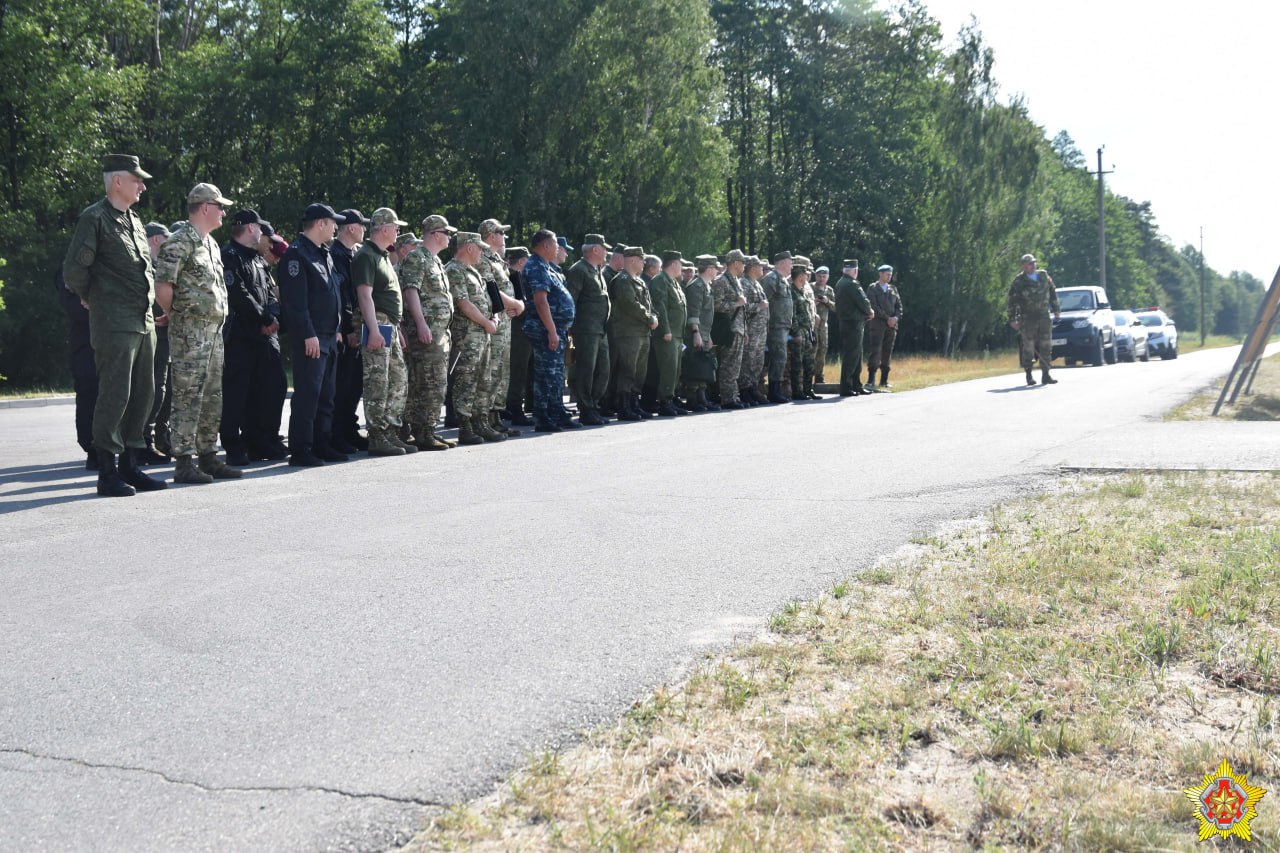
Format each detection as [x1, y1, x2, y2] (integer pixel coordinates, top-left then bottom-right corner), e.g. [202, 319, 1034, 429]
[1057, 290, 1097, 311]
[1138, 314, 1164, 327]
[1115, 314, 1129, 326]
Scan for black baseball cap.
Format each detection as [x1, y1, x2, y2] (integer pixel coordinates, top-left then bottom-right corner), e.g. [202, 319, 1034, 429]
[301, 203, 347, 224]
[337, 208, 372, 228]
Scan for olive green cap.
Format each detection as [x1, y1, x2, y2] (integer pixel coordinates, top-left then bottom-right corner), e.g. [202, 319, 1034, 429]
[622, 246, 645, 258]
[102, 154, 151, 179]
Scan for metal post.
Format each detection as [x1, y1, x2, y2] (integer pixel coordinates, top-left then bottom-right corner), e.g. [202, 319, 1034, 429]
[1097, 147, 1107, 291]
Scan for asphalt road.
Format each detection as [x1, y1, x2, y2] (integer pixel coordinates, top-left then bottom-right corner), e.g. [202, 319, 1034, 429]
[2, 345, 1277, 851]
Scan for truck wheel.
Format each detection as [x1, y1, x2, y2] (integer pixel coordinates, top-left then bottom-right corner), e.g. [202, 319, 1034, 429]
[1090, 337, 1105, 366]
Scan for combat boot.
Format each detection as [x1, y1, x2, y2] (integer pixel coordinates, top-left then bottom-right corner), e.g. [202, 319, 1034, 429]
[615, 393, 641, 421]
[633, 394, 654, 419]
[1041, 368, 1058, 385]
[86, 450, 99, 470]
[474, 414, 506, 443]
[1025, 367, 1037, 386]
[119, 449, 167, 492]
[420, 432, 453, 450]
[492, 410, 520, 437]
[367, 428, 407, 456]
[174, 455, 214, 484]
[579, 408, 606, 426]
[199, 452, 243, 479]
[388, 429, 419, 454]
[456, 416, 485, 446]
[700, 389, 722, 412]
[657, 398, 680, 417]
[95, 450, 136, 497]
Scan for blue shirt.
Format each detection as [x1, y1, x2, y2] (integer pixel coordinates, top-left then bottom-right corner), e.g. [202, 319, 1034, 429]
[521, 253, 576, 331]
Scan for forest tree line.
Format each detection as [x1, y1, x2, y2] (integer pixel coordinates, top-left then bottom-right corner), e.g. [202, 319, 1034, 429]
[0, 0, 1266, 387]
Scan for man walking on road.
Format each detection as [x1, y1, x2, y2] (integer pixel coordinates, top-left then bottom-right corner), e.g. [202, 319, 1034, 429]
[1007, 253, 1061, 386]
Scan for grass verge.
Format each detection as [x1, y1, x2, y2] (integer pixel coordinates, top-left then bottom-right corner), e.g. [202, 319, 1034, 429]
[1167, 353, 1280, 421]
[404, 472, 1279, 851]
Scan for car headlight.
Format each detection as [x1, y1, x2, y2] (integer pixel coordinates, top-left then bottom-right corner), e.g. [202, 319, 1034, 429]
[1072, 319, 1090, 328]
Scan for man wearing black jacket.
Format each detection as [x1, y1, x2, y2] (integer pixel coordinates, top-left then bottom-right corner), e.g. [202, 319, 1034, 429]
[278, 204, 347, 467]
[220, 209, 287, 464]
[331, 208, 370, 451]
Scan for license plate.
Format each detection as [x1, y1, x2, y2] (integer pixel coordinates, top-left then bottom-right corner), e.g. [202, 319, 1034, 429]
[1051, 338, 1067, 346]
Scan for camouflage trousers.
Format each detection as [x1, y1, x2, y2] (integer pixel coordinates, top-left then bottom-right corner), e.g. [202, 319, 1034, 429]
[448, 324, 491, 418]
[361, 315, 407, 433]
[405, 331, 451, 429]
[788, 331, 816, 396]
[814, 318, 829, 382]
[1018, 319, 1053, 370]
[528, 325, 569, 422]
[715, 333, 745, 402]
[168, 316, 225, 456]
[739, 314, 768, 391]
[478, 319, 512, 412]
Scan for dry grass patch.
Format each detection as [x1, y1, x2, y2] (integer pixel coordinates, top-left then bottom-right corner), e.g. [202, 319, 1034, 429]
[1169, 352, 1280, 422]
[403, 472, 1280, 851]
[863, 350, 1023, 393]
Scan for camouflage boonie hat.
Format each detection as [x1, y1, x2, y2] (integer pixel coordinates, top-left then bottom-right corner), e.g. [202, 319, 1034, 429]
[622, 246, 645, 258]
[456, 231, 484, 248]
[187, 183, 233, 206]
[144, 222, 170, 239]
[478, 218, 511, 237]
[395, 233, 420, 250]
[794, 255, 813, 269]
[102, 154, 151, 180]
[725, 249, 747, 264]
[792, 261, 811, 275]
[1020, 253, 1036, 265]
[421, 214, 456, 234]
[745, 255, 763, 269]
[370, 207, 408, 227]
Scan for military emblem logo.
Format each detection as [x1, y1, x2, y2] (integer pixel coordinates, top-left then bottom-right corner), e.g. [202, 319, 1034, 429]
[288, 260, 300, 278]
[1184, 758, 1266, 841]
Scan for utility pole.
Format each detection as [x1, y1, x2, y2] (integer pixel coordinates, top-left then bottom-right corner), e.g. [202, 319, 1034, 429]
[1089, 147, 1113, 292]
[1199, 227, 1207, 345]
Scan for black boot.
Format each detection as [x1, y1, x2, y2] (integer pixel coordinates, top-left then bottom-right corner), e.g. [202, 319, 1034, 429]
[615, 393, 641, 421]
[119, 448, 168, 492]
[633, 394, 654, 419]
[701, 389, 721, 412]
[1025, 367, 1037, 386]
[657, 398, 680, 417]
[1041, 368, 1058, 385]
[96, 450, 136, 497]
[879, 367, 891, 388]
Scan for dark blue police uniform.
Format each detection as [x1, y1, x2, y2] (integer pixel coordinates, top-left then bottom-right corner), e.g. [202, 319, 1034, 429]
[278, 233, 342, 459]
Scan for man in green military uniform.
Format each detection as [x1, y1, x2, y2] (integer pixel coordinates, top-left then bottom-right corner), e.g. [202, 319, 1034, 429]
[834, 259, 874, 396]
[682, 254, 720, 411]
[761, 251, 794, 402]
[607, 246, 658, 420]
[711, 249, 749, 409]
[565, 233, 613, 425]
[648, 250, 688, 417]
[476, 218, 525, 435]
[62, 154, 167, 496]
[400, 214, 457, 449]
[1007, 253, 1061, 386]
[446, 232, 504, 445]
[787, 259, 821, 400]
[866, 263, 904, 391]
[354, 207, 417, 456]
[811, 265, 835, 385]
[155, 182, 241, 484]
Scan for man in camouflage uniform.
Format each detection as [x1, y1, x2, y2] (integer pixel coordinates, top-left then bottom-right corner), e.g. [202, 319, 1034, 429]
[447, 232, 503, 444]
[155, 183, 240, 484]
[737, 255, 770, 406]
[400, 214, 457, 449]
[565, 233, 613, 426]
[679, 255, 720, 411]
[353, 207, 417, 456]
[762, 251, 794, 402]
[710, 249, 749, 409]
[648, 250, 688, 417]
[812, 265, 835, 385]
[62, 153, 167, 496]
[608, 246, 658, 420]
[393, 233, 419, 269]
[866, 263, 904, 390]
[1007, 253, 1061, 386]
[787, 258, 822, 401]
[476, 218, 525, 435]
[834, 259, 874, 396]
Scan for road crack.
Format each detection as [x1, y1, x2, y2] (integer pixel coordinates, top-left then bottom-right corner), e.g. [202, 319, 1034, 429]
[0, 747, 442, 807]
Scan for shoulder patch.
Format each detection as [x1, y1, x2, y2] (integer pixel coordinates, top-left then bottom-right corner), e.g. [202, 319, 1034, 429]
[225, 269, 235, 286]
[288, 260, 300, 278]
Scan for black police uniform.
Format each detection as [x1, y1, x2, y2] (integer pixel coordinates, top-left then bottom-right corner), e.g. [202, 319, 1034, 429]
[56, 270, 99, 463]
[220, 239, 287, 458]
[330, 239, 364, 446]
[278, 234, 342, 459]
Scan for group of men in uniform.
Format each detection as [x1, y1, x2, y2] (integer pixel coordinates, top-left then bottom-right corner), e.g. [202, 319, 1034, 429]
[64, 154, 918, 499]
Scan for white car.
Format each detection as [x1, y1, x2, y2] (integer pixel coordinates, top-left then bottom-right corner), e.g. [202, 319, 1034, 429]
[1134, 309, 1178, 359]
[1113, 310, 1150, 362]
